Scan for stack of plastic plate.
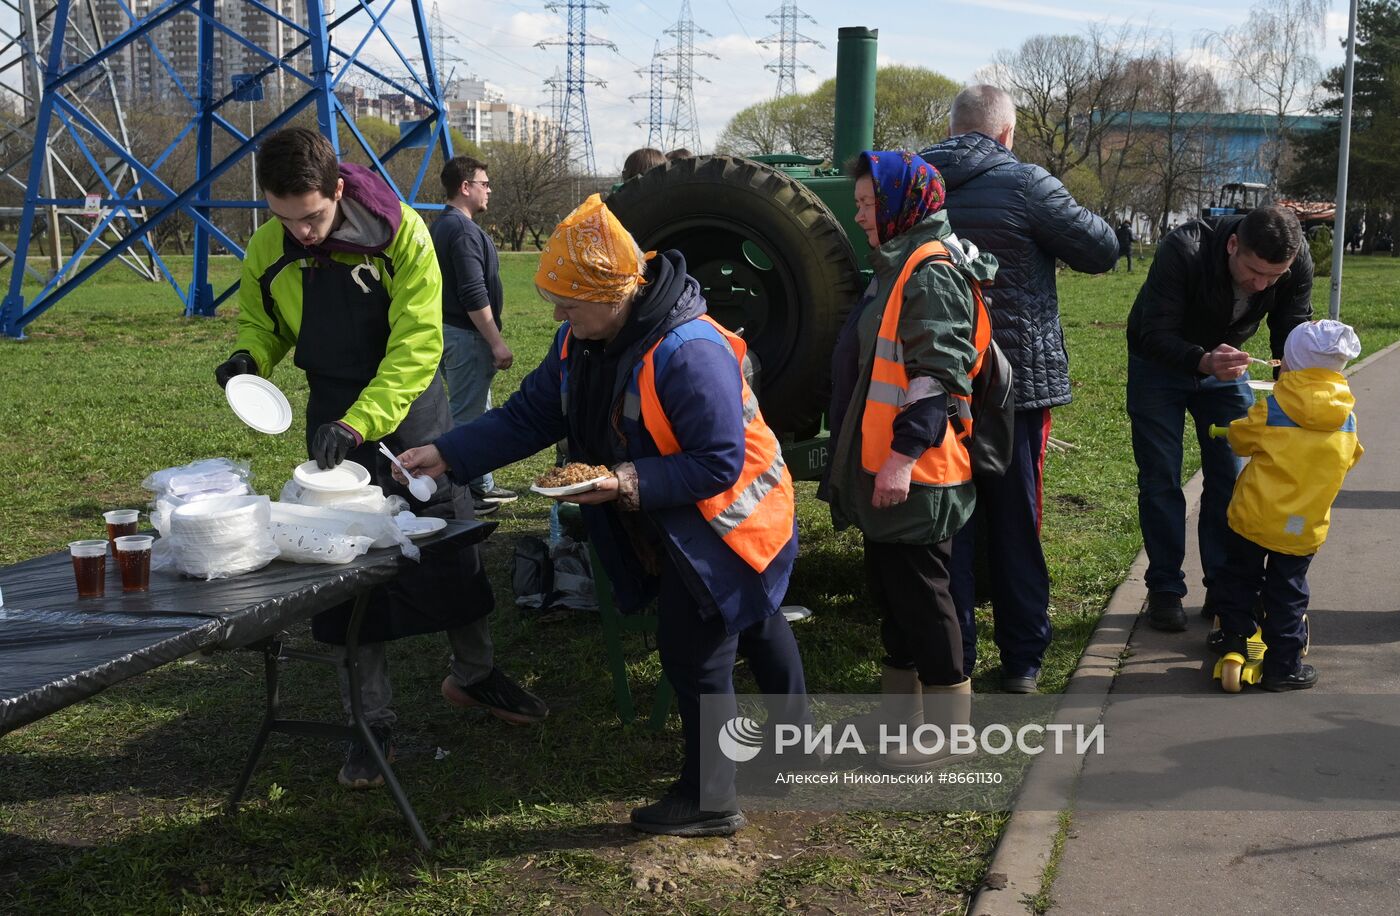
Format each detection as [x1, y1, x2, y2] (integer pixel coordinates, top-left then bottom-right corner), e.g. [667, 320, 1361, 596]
[169, 495, 273, 577]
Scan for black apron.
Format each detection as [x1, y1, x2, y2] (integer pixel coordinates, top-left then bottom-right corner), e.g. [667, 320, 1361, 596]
[260, 239, 494, 644]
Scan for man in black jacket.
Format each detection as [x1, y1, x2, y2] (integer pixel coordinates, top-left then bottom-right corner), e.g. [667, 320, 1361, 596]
[921, 85, 1118, 693]
[1115, 221, 1134, 272]
[1127, 206, 1312, 632]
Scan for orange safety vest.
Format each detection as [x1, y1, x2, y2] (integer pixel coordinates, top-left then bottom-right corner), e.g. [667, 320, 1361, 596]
[621, 316, 796, 574]
[860, 239, 992, 487]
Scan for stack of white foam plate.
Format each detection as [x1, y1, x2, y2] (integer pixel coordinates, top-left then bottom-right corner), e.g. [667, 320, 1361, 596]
[169, 495, 273, 577]
[170, 497, 263, 542]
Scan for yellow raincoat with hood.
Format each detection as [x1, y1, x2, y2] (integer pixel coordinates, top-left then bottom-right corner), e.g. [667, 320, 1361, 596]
[1225, 368, 1363, 556]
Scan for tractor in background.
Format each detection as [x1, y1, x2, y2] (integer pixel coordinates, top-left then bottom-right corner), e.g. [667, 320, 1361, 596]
[605, 28, 882, 477]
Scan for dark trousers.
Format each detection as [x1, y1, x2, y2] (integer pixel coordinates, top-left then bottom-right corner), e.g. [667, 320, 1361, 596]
[1114, 250, 1133, 272]
[655, 559, 807, 806]
[1126, 353, 1253, 598]
[864, 538, 964, 687]
[1213, 528, 1312, 678]
[949, 407, 1053, 677]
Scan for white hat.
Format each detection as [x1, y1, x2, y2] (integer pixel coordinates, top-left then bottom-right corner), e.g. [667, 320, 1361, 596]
[1284, 319, 1361, 373]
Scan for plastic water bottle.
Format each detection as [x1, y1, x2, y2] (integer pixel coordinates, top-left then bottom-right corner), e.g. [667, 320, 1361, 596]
[548, 502, 564, 547]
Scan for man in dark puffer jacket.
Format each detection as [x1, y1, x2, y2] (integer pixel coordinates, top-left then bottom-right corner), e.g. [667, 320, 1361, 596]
[1126, 206, 1312, 633]
[921, 85, 1118, 693]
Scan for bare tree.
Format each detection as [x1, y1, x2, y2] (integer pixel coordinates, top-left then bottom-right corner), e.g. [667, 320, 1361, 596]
[1091, 55, 1156, 220]
[478, 140, 573, 251]
[988, 23, 1143, 180]
[1205, 0, 1329, 189]
[1131, 47, 1225, 235]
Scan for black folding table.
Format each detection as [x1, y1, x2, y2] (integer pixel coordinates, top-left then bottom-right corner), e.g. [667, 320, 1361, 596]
[0, 519, 495, 852]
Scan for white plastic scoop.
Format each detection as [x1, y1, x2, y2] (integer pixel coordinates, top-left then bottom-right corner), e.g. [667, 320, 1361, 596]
[379, 442, 436, 503]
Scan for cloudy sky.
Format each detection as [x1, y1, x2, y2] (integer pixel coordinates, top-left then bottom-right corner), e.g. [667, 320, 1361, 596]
[400, 0, 1349, 174]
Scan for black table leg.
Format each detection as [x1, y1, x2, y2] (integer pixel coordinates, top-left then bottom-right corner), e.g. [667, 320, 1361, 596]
[342, 589, 433, 852]
[227, 637, 282, 810]
[226, 589, 433, 852]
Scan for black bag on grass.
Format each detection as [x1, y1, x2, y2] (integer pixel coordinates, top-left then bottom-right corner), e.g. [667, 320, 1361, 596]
[513, 536, 554, 610]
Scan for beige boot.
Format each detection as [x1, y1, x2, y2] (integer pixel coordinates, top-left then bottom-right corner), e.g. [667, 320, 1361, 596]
[880, 676, 973, 770]
[837, 664, 919, 747]
[876, 669, 928, 769]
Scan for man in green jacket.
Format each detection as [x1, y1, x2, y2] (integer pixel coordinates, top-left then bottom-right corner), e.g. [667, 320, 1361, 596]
[214, 127, 547, 790]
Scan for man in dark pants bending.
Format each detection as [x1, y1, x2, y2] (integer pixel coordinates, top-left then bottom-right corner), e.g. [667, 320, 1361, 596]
[1127, 205, 1312, 632]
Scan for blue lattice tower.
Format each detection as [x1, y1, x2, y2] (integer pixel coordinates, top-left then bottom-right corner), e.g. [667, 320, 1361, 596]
[0, 0, 158, 285]
[631, 41, 666, 150]
[1, 0, 454, 339]
[661, 0, 715, 153]
[760, 1, 821, 97]
[536, 0, 615, 177]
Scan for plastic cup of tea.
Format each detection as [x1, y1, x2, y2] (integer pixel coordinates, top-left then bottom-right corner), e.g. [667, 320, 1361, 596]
[103, 509, 139, 554]
[69, 539, 108, 598]
[113, 535, 154, 592]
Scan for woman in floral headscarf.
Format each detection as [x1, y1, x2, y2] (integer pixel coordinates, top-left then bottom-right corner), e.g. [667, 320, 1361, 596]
[398, 194, 808, 838]
[822, 150, 999, 769]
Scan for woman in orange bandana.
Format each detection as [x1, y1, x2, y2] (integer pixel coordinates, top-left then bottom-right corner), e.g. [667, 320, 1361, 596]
[397, 194, 810, 838]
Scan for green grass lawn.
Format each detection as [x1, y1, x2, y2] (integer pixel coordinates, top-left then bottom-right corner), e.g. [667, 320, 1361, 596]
[1, 251, 1397, 913]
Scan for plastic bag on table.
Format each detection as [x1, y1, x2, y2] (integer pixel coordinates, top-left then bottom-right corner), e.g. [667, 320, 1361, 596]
[142, 458, 253, 499]
[269, 501, 419, 561]
[145, 458, 255, 535]
[278, 480, 407, 517]
[154, 494, 278, 580]
[270, 524, 375, 564]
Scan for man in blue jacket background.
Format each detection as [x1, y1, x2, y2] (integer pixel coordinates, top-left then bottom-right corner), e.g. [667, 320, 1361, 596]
[921, 84, 1119, 693]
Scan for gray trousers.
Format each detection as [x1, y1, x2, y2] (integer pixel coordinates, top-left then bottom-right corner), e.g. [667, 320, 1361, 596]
[441, 324, 496, 493]
[334, 616, 495, 727]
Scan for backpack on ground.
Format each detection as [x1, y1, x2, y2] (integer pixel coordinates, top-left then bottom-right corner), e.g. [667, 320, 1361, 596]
[512, 534, 598, 613]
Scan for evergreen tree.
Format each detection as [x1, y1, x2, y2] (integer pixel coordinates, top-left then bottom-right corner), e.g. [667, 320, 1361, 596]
[1286, 0, 1400, 253]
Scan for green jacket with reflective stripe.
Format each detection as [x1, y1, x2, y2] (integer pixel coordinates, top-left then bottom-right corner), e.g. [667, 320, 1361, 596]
[827, 212, 991, 544]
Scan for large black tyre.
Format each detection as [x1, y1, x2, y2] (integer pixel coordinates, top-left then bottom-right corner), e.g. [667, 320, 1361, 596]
[606, 155, 862, 439]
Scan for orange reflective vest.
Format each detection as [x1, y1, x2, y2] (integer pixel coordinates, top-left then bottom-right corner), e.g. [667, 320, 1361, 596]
[860, 239, 991, 487]
[560, 316, 795, 574]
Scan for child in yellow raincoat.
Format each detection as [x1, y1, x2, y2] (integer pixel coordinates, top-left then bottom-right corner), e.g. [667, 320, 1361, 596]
[1210, 319, 1364, 690]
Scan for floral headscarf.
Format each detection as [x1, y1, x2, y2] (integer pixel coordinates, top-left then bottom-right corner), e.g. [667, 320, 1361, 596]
[535, 193, 655, 304]
[859, 150, 946, 244]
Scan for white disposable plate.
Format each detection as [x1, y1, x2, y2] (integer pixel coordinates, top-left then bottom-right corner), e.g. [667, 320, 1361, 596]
[225, 375, 292, 434]
[781, 605, 813, 623]
[395, 513, 447, 539]
[530, 476, 612, 498]
[1247, 379, 1275, 392]
[293, 459, 372, 493]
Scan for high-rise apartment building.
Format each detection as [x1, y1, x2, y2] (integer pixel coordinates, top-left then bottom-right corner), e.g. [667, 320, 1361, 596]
[448, 77, 556, 149]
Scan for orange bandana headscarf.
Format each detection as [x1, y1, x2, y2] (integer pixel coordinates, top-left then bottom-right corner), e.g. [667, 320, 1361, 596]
[535, 194, 655, 304]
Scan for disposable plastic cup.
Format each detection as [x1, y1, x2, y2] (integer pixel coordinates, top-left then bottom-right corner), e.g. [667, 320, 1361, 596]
[104, 509, 139, 554]
[69, 540, 108, 598]
[114, 535, 154, 592]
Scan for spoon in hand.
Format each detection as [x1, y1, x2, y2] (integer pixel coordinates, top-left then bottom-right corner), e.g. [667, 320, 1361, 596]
[379, 442, 435, 502]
